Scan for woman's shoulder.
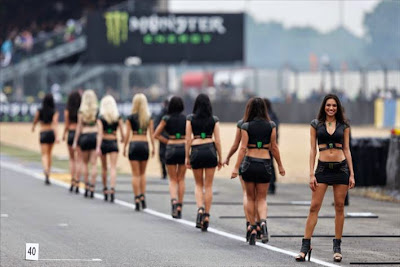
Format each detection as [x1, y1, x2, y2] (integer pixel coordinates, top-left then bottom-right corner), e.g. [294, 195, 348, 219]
[310, 119, 320, 129]
[186, 113, 194, 121]
[237, 119, 244, 128]
[212, 115, 219, 123]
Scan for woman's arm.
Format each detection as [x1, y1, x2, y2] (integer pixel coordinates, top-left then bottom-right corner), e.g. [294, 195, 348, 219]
[72, 114, 82, 149]
[270, 128, 285, 176]
[223, 127, 241, 166]
[123, 120, 131, 157]
[153, 120, 169, 144]
[148, 119, 155, 157]
[62, 110, 69, 141]
[309, 127, 318, 191]
[343, 127, 355, 189]
[118, 118, 125, 143]
[231, 130, 248, 178]
[185, 121, 192, 169]
[31, 111, 39, 132]
[96, 119, 103, 155]
[52, 111, 60, 143]
[213, 122, 223, 170]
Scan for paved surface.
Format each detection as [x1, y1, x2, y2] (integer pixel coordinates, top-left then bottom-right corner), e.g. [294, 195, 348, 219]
[1, 154, 399, 266]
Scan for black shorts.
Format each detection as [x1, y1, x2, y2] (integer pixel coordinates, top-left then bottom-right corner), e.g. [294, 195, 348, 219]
[165, 143, 185, 165]
[67, 130, 75, 146]
[101, 139, 118, 154]
[129, 141, 149, 161]
[190, 143, 218, 169]
[241, 156, 272, 184]
[40, 130, 55, 144]
[315, 160, 350, 185]
[78, 133, 97, 151]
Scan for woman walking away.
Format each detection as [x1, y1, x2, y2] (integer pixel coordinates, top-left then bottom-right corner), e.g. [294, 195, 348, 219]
[63, 91, 81, 193]
[295, 94, 355, 262]
[154, 96, 187, 219]
[96, 95, 125, 202]
[32, 93, 59, 185]
[72, 90, 99, 198]
[185, 94, 222, 231]
[123, 93, 155, 211]
[231, 97, 285, 245]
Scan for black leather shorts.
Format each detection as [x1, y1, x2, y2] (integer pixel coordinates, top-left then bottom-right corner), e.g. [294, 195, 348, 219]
[240, 156, 272, 184]
[40, 130, 55, 144]
[78, 133, 97, 151]
[165, 143, 185, 165]
[315, 160, 350, 185]
[101, 139, 118, 154]
[128, 141, 149, 161]
[190, 143, 218, 169]
[67, 130, 75, 146]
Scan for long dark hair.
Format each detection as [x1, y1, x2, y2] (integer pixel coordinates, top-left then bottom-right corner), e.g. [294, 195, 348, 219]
[40, 93, 55, 123]
[243, 97, 270, 122]
[317, 94, 348, 124]
[192, 94, 212, 119]
[167, 96, 184, 115]
[66, 91, 81, 122]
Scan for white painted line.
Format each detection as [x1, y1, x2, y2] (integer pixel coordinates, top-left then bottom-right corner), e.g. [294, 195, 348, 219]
[291, 201, 311, 205]
[57, 223, 69, 227]
[39, 259, 102, 262]
[2, 161, 339, 267]
[347, 212, 377, 217]
[1, 214, 9, 218]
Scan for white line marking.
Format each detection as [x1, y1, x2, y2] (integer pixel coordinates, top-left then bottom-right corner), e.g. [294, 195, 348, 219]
[1, 161, 339, 267]
[39, 259, 102, 262]
[57, 223, 69, 227]
[1, 214, 9, 218]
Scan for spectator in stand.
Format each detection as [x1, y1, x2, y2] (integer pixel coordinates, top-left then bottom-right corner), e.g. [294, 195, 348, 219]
[1, 35, 13, 67]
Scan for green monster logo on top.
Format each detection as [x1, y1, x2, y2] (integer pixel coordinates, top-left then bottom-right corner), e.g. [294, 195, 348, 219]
[104, 11, 129, 46]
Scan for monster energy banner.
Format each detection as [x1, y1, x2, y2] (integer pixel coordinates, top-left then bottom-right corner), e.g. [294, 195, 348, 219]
[86, 12, 243, 63]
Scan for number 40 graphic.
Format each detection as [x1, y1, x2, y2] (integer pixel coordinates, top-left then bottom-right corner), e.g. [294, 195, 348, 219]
[25, 243, 39, 261]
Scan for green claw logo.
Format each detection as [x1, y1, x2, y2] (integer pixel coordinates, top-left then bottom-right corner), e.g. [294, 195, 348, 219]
[104, 11, 129, 46]
[257, 141, 262, 149]
[200, 132, 206, 139]
[175, 133, 181, 139]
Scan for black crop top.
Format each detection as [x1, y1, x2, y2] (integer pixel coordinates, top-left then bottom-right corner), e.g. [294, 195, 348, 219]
[99, 116, 120, 134]
[39, 109, 55, 124]
[127, 114, 150, 135]
[311, 119, 349, 151]
[187, 114, 219, 139]
[241, 118, 276, 149]
[162, 113, 186, 139]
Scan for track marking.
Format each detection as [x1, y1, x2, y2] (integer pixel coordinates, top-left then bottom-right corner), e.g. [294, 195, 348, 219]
[39, 258, 102, 262]
[1, 161, 339, 267]
[1, 214, 9, 218]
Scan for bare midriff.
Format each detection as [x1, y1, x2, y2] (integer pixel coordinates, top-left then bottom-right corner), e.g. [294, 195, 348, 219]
[191, 137, 213, 146]
[318, 146, 345, 162]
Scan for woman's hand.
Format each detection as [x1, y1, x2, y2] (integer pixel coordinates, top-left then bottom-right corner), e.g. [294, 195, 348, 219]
[231, 167, 239, 179]
[123, 148, 127, 157]
[217, 161, 222, 170]
[96, 147, 102, 156]
[278, 165, 285, 176]
[62, 135, 66, 142]
[151, 149, 155, 158]
[185, 157, 191, 169]
[348, 174, 355, 189]
[72, 142, 77, 150]
[309, 175, 318, 191]
[222, 157, 229, 166]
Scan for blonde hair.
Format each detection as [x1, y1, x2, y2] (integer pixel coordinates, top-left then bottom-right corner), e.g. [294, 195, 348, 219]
[131, 93, 150, 129]
[79, 90, 98, 123]
[99, 95, 119, 124]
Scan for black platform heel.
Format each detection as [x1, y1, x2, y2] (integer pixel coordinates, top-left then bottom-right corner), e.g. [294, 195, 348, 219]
[69, 179, 74, 192]
[256, 221, 261, 240]
[202, 213, 210, 232]
[176, 203, 182, 219]
[249, 225, 257, 245]
[44, 173, 51, 185]
[89, 184, 95, 198]
[134, 196, 140, 211]
[140, 194, 146, 209]
[84, 183, 89, 198]
[103, 187, 108, 201]
[333, 239, 342, 262]
[75, 180, 80, 194]
[260, 219, 269, 243]
[295, 238, 312, 262]
[171, 199, 178, 218]
[196, 207, 204, 228]
[110, 188, 115, 203]
[246, 221, 251, 242]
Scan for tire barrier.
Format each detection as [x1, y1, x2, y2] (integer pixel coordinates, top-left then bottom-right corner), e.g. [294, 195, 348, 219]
[374, 98, 400, 128]
[386, 134, 400, 190]
[351, 137, 390, 186]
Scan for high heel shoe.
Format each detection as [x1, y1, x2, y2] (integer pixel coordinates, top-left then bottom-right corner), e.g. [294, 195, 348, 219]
[260, 219, 269, 243]
[75, 180, 80, 194]
[333, 239, 342, 262]
[134, 196, 140, 211]
[256, 221, 261, 240]
[249, 225, 257, 245]
[201, 213, 210, 232]
[176, 203, 182, 219]
[139, 194, 146, 209]
[44, 173, 51, 185]
[84, 183, 89, 198]
[89, 184, 95, 198]
[295, 238, 312, 262]
[246, 221, 251, 242]
[171, 199, 178, 218]
[195, 207, 204, 228]
[69, 179, 74, 192]
[110, 188, 115, 203]
[103, 187, 108, 201]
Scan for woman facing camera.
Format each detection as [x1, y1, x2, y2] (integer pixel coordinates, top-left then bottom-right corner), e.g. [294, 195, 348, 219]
[32, 93, 59, 185]
[185, 94, 222, 231]
[96, 95, 125, 202]
[231, 97, 285, 245]
[124, 93, 155, 211]
[73, 90, 99, 198]
[295, 94, 355, 262]
[154, 96, 187, 219]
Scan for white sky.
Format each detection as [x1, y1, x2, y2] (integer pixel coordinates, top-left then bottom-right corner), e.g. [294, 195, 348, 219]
[169, 0, 380, 37]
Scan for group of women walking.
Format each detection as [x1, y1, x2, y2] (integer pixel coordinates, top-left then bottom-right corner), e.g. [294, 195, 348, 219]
[33, 91, 355, 263]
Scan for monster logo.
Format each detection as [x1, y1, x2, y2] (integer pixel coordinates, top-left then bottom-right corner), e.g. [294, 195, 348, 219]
[104, 11, 129, 46]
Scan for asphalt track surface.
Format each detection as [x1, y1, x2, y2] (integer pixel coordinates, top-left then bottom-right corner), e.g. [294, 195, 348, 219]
[1, 155, 399, 266]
